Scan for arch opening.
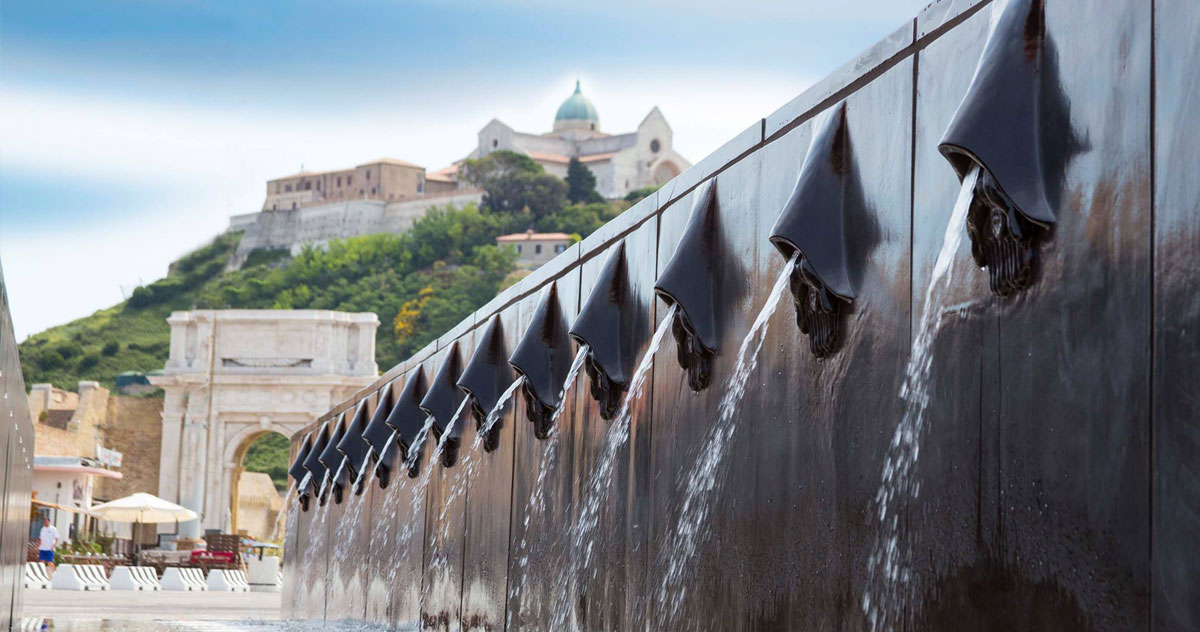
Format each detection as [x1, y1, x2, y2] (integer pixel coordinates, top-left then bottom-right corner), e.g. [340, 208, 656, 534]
[230, 430, 289, 541]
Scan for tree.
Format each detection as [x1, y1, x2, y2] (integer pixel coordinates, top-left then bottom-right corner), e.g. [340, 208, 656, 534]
[459, 150, 567, 219]
[566, 157, 603, 204]
[624, 186, 659, 205]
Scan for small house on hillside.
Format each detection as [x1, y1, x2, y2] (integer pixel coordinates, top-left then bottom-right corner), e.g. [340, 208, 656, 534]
[496, 230, 571, 269]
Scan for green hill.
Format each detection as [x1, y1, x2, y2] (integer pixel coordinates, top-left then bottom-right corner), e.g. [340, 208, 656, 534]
[18, 200, 624, 392]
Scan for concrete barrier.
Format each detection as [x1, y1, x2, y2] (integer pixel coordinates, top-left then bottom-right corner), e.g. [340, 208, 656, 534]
[161, 567, 207, 591]
[109, 566, 161, 591]
[50, 564, 108, 591]
[206, 569, 250, 592]
[23, 563, 51, 589]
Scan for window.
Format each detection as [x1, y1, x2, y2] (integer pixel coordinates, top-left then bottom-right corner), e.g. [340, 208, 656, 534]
[348, 176, 353, 185]
[337, 176, 342, 187]
[366, 171, 371, 181]
[304, 181, 311, 190]
[316, 180, 321, 190]
[371, 187, 376, 195]
[417, 177, 424, 194]
[650, 139, 661, 153]
[285, 184, 293, 192]
[535, 244, 543, 254]
[555, 244, 565, 253]
[292, 202, 297, 209]
[492, 139, 499, 148]
[516, 244, 522, 253]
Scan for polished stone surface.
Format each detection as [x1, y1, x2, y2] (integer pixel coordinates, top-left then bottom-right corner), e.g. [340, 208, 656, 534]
[281, 1, 1190, 629]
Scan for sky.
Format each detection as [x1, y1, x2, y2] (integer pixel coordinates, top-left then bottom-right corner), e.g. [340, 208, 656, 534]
[0, 0, 929, 341]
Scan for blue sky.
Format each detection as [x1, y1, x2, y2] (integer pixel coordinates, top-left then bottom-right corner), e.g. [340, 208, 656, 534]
[0, 0, 927, 340]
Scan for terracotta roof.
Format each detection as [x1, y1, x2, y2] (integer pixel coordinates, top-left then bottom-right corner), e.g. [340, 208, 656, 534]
[270, 157, 426, 182]
[579, 152, 616, 163]
[426, 164, 459, 183]
[497, 230, 572, 242]
[524, 150, 571, 164]
[359, 157, 424, 169]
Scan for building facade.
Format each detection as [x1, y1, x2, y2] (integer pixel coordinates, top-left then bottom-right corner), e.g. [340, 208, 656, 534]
[150, 310, 378, 537]
[496, 230, 572, 268]
[472, 81, 691, 199]
[264, 158, 433, 212]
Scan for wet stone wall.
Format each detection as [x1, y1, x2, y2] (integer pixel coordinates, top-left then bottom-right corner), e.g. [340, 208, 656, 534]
[0, 263, 35, 630]
[283, 0, 1198, 630]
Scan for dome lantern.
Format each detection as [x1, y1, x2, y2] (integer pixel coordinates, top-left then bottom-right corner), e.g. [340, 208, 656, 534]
[553, 80, 600, 133]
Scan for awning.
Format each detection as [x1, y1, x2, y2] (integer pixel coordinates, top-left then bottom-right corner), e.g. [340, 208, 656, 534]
[33, 463, 123, 479]
[31, 497, 96, 516]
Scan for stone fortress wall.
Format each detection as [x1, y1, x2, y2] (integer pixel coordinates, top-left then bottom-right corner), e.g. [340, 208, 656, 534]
[227, 191, 484, 269]
[283, 1, 1200, 630]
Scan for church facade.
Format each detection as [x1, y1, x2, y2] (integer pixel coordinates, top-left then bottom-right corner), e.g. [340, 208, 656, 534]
[472, 81, 690, 200]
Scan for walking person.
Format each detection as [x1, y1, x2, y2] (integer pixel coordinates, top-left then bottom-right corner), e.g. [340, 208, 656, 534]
[37, 518, 59, 573]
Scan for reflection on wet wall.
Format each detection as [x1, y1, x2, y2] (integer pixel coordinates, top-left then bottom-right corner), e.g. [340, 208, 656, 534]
[282, 1, 1198, 630]
[0, 263, 36, 629]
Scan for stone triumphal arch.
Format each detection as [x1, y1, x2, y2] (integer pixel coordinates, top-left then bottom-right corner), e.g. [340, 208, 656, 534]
[151, 309, 378, 537]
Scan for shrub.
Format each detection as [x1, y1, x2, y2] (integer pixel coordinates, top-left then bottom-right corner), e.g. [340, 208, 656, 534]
[56, 342, 83, 361]
[101, 341, 120, 356]
[77, 352, 101, 370]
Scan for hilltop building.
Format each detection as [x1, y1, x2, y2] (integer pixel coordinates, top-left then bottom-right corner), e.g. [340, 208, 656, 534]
[225, 81, 687, 267]
[473, 81, 690, 199]
[262, 158, 461, 212]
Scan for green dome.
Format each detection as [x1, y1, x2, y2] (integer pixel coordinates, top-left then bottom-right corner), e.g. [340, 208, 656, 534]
[555, 80, 599, 122]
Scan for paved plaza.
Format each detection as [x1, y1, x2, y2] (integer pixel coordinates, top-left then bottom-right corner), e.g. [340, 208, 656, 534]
[22, 588, 281, 623]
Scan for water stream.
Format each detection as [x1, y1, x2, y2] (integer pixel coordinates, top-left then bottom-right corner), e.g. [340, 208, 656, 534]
[506, 346, 589, 624]
[544, 305, 678, 630]
[426, 378, 525, 575]
[861, 165, 980, 632]
[651, 254, 797, 627]
[267, 482, 297, 542]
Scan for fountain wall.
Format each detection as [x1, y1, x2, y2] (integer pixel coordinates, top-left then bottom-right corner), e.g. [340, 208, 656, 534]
[0, 263, 35, 629]
[283, 0, 1199, 629]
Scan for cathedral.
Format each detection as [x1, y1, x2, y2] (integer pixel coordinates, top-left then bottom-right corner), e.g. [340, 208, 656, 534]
[472, 81, 691, 199]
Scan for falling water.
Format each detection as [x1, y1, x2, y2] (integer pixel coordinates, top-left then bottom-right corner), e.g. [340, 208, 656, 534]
[506, 346, 589, 624]
[267, 482, 297, 542]
[545, 306, 678, 630]
[397, 399, 467, 547]
[651, 254, 797, 627]
[426, 379, 525, 575]
[861, 165, 980, 632]
[330, 467, 371, 620]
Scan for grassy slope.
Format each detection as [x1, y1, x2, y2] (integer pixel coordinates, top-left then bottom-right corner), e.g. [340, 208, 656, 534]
[18, 233, 241, 390]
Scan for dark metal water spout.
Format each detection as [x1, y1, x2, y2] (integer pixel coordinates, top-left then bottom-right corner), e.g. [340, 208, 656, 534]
[655, 179, 720, 391]
[289, 432, 315, 512]
[335, 399, 371, 496]
[359, 383, 396, 491]
[509, 282, 575, 439]
[420, 342, 467, 467]
[385, 367, 429, 480]
[570, 241, 637, 418]
[939, 0, 1056, 297]
[301, 421, 331, 510]
[770, 101, 859, 358]
[458, 315, 514, 452]
[317, 412, 349, 505]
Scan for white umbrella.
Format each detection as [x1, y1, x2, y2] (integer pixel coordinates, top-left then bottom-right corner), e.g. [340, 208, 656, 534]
[90, 493, 199, 554]
[90, 493, 198, 523]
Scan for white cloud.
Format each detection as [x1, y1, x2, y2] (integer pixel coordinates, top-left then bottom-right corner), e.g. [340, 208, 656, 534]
[0, 66, 810, 340]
